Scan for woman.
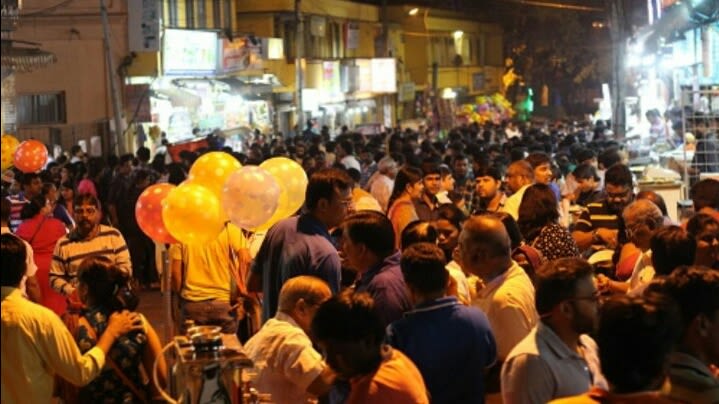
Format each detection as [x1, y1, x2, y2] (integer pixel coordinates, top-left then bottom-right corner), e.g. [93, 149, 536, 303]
[686, 213, 719, 269]
[74, 257, 167, 402]
[387, 166, 424, 246]
[518, 183, 580, 261]
[400, 219, 471, 306]
[42, 182, 74, 229]
[432, 204, 472, 305]
[16, 195, 68, 315]
[77, 157, 104, 197]
[58, 181, 76, 218]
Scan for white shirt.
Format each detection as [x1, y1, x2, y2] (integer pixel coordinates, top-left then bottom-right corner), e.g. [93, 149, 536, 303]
[472, 261, 538, 360]
[501, 184, 531, 220]
[243, 312, 326, 404]
[340, 155, 362, 172]
[369, 174, 395, 212]
[1, 227, 38, 296]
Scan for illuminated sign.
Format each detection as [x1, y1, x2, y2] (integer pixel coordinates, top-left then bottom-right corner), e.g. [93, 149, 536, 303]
[371, 58, 396, 93]
[163, 29, 218, 76]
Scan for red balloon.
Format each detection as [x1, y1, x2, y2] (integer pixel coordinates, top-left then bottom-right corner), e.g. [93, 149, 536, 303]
[135, 183, 178, 244]
[13, 140, 48, 173]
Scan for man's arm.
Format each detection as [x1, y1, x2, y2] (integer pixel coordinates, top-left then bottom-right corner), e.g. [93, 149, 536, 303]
[49, 244, 73, 296]
[25, 275, 42, 303]
[168, 244, 183, 293]
[41, 310, 141, 386]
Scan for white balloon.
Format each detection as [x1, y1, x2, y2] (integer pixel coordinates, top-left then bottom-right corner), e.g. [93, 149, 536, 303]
[222, 166, 280, 230]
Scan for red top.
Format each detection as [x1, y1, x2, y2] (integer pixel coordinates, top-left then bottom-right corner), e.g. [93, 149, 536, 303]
[16, 214, 68, 315]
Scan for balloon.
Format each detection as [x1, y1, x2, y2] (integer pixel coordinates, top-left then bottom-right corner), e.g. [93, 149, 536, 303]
[222, 166, 280, 231]
[257, 157, 308, 230]
[13, 139, 48, 173]
[162, 182, 225, 245]
[1, 134, 19, 170]
[188, 151, 242, 199]
[135, 183, 178, 244]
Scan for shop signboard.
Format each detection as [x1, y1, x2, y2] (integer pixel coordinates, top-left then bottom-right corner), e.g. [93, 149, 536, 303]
[398, 82, 416, 102]
[371, 58, 396, 93]
[128, 0, 160, 52]
[320, 61, 342, 102]
[163, 29, 218, 76]
[221, 37, 263, 73]
[344, 22, 360, 50]
[472, 73, 485, 92]
[357, 59, 373, 93]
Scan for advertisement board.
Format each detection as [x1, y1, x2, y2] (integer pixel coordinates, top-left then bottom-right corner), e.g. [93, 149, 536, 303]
[221, 37, 263, 73]
[163, 29, 218, 76]
[371, 58, 397, 93]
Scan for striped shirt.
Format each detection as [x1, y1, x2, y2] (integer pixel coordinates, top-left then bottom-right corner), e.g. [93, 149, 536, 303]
[574, 200, 621, 232]
[6, 194, 28, 233]
[49, 225, 132, 296]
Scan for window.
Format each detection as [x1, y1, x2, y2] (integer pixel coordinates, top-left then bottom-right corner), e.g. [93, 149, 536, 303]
[17, 92, 66, 125]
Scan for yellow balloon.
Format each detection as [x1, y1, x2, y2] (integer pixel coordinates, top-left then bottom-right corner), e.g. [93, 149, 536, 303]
[254, 157, 308, 231]
[188, 152, 242, 199]
[161, 182, 225, 245]
[1, 134, 20, 171]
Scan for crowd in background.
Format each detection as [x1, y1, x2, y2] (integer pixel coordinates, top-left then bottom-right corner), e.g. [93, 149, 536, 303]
[2, 117, 719, 403]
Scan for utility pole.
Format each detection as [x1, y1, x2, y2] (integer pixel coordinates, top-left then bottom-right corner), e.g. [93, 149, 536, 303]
[295, 0, 304, 137]
[100, 0, 126, 154]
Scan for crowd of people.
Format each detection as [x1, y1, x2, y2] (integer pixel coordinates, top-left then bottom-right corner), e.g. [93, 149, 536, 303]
[1, 118, 719, 404]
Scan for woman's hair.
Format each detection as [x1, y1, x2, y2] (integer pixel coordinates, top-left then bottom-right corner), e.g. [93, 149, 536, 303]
[77, 257, 135, 312]
[436, 203, 467, 231]
[388, 166, 423, 211]
[58, 181, 75, 203]
[20, 195, 47, 220]
[518, 183, 559, 241]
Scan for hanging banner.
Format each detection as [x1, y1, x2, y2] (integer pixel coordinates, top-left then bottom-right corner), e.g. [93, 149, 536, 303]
[221, 37, 263, 73]
[128, 0, 161, 52]
[344, 22, 360, 50]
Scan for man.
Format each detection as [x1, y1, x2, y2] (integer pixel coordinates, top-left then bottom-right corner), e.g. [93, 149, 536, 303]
[659, 267, 719, 403]
[387, 243, 497, 404]
[342, 211, 411, 326]
[336, 140, 361, 172]
[1, 198, 40, 303]
[249, 168, 353, 321]
[572, 164, 604, 207]
[458, 215, 538, 396]
[414, 161, 442, 221]
[244, 276, 335, 404]
[453, 153, 475, 209]
[473, 165, 506, 214]
[50, 193, 132, 298]
[690, 179, 719, 222]
[170, 223, 249, 334]
[572, 164, 634, 252]
[596, 199, 664, 296]
[346, 168, 382, 213]
[366, 156, 398, 212]
[502, 258, 607, 404]
[526, 152, 553, 186]
[6, 172, 43, 232]
[549, 295, 682, 403]
[312, 290, 429, 404]
[501, 161, 535, 220]
[106, 153, 134, 229]
[1, 233, 141, 404]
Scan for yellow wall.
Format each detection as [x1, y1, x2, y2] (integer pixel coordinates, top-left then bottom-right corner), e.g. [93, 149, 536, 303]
[13, 0, 129, 125]
[236, 0, 379, 22]
[236, 14, 276, 37]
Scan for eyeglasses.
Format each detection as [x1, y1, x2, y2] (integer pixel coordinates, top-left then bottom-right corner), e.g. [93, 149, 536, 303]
[606, 189, 631, 200]
[75, 207, 98, 216]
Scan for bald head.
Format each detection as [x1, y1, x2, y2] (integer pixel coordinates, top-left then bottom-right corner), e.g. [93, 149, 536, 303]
[506, 161, 534, 193]
[278, 276, 332, 313]
[460, 215, 512, 258]
[623, 199, 663, 229]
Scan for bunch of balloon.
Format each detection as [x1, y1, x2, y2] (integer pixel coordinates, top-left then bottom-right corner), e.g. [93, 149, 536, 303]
[135, 183, 178, 244]
[222, 166, 280, 231]
[253, 157, 309, 231]
[187, 151, 242, 222]
[13, 139, 48, 173]
[161, 182, 226, 245]
[1, 134, 19, 170]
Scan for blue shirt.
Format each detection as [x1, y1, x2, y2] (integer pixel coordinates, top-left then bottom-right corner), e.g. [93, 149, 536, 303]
[251, 214, 341, 321]
[354, 251, 411, 327]
[387, 296, 497, 404]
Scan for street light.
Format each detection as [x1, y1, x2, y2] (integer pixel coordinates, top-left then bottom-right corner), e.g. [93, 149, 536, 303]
[408, 7, 419, 16]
